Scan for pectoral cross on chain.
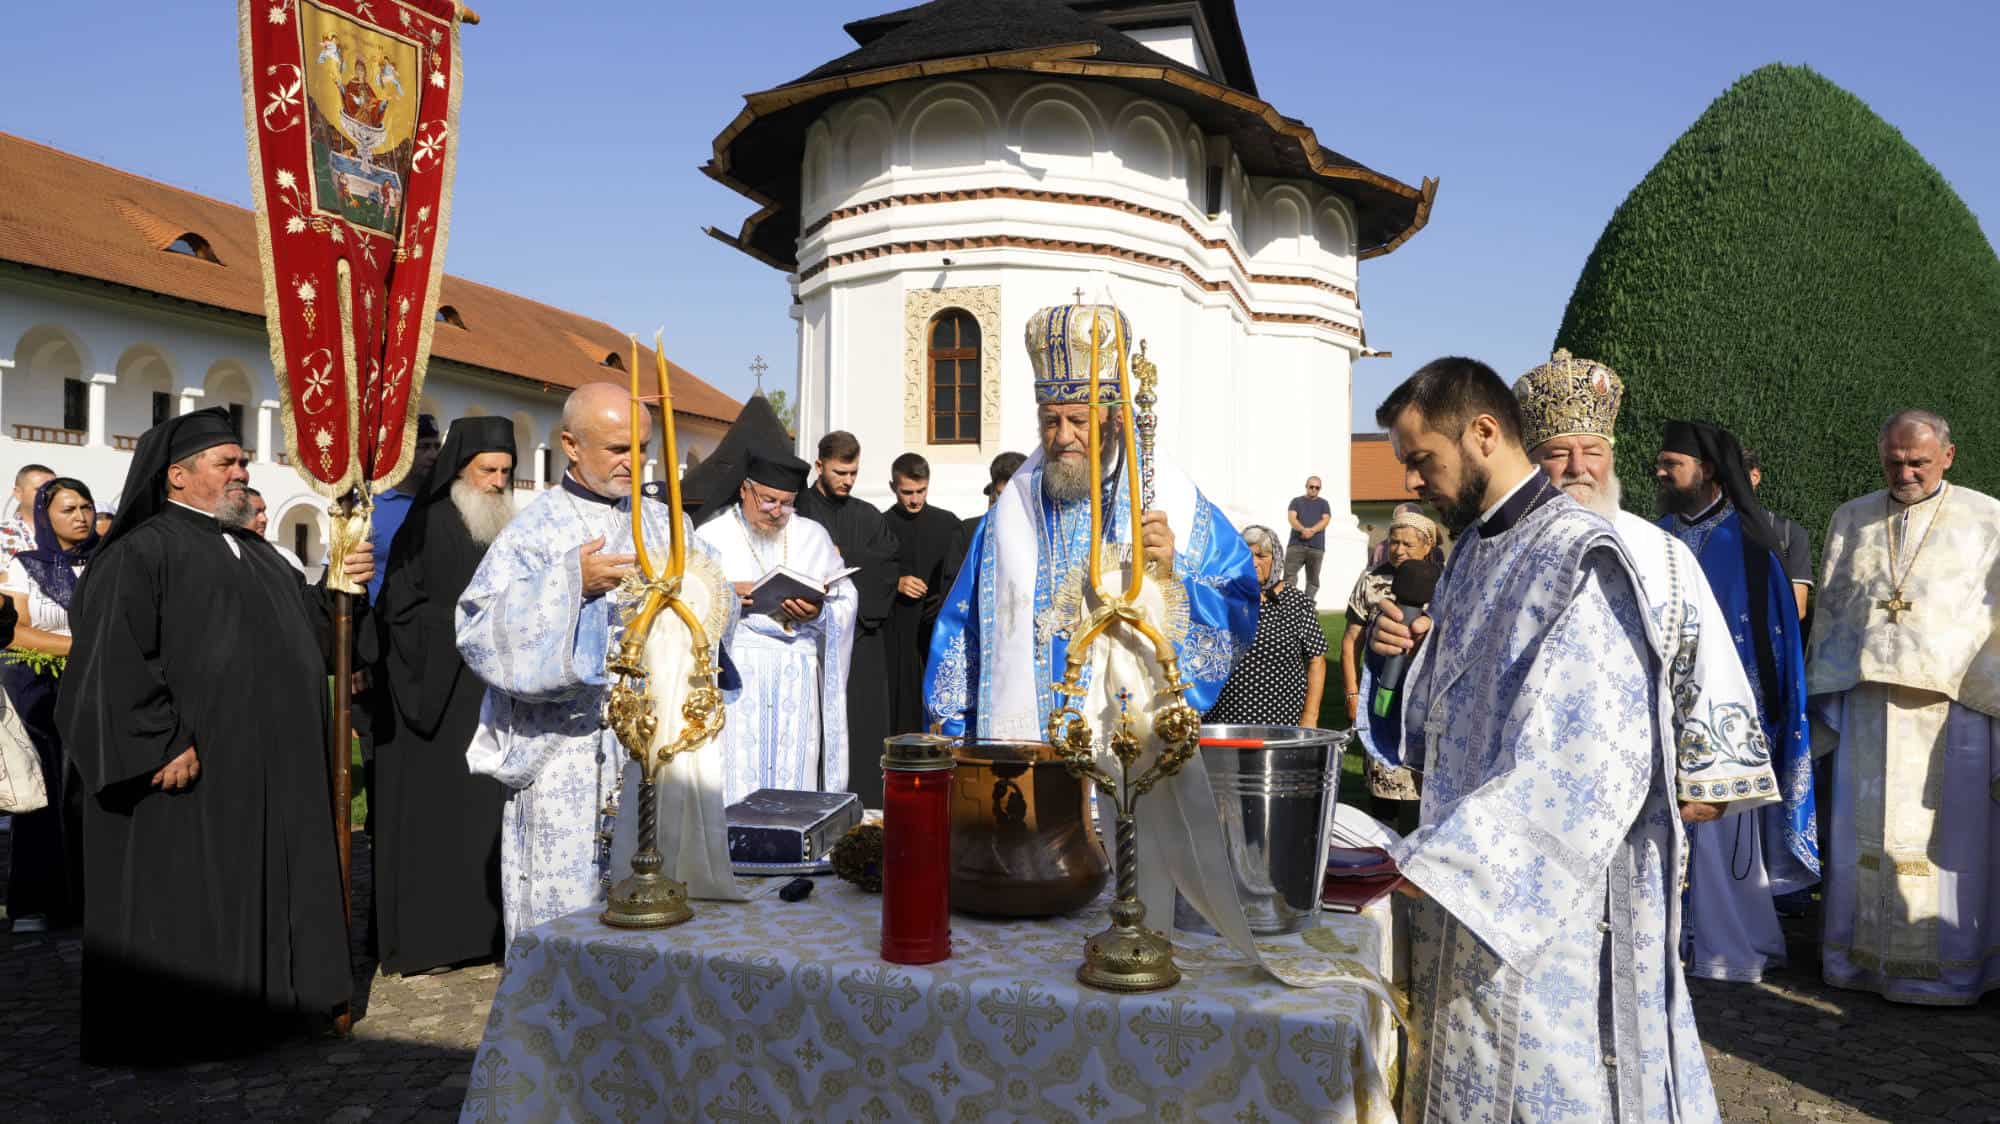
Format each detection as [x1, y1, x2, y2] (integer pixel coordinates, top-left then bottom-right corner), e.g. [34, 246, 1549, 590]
[1878, 592, 1913, 623]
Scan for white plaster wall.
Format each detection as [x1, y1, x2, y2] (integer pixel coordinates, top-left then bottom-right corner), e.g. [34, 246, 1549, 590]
[0, 273, 583, 565]
[788, 76, 1369, 606]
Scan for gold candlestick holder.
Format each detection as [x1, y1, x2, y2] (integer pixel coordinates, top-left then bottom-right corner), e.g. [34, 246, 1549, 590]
[1046, 609, 1202, 991]
[601, 332, 728, 929]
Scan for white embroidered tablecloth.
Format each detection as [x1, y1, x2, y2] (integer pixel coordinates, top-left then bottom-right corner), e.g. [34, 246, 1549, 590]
[458, 883, 1399, 1123]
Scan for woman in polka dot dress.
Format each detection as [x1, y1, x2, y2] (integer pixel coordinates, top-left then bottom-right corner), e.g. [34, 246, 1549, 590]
[1204, 526, 1326, 727]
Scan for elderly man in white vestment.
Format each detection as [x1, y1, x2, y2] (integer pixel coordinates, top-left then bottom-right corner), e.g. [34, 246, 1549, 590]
[694, 450, 857, 802]
[1515, 354, 1796, 990]
[1808, 408, 2000, 1005]
[1515, 352, 1780, 821]
[1368, 357, 1717, 1122]
[457, 383, 730, 943]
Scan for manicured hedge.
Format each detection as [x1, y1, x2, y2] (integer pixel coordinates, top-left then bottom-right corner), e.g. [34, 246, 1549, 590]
[1554, 64, 2000, 552]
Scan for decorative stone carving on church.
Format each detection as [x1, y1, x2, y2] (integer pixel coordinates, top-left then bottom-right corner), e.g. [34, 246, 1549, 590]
[903, 285, 1000, 450]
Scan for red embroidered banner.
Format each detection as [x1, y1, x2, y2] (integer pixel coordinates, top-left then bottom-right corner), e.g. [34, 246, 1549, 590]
[240, 0, 461, 495]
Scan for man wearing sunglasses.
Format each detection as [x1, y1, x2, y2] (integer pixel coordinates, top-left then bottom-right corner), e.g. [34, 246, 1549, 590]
[1284, 476, 1331, 604]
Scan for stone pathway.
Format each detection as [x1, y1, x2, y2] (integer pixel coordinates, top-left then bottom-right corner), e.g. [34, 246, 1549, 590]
[2, 827, 1996, 1121]
[0, 831, 494, 1123]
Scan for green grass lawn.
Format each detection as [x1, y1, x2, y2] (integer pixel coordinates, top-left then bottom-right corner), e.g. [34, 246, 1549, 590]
[1313, 611, 1371, 810]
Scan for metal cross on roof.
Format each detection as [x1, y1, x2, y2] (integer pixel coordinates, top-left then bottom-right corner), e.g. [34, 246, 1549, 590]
[1074, 287, 1085, 305]
[750, 354, 768, 395]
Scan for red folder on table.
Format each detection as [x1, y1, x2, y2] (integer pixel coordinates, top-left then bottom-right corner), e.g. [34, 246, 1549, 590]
[1322, 845, 1404, 914]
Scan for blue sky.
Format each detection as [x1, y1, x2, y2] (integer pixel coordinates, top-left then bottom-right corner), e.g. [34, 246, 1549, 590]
[5, 1, 1994, 422]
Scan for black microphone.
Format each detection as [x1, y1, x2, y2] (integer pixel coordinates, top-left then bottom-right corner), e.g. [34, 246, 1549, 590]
[1371, 559, 1442, 718]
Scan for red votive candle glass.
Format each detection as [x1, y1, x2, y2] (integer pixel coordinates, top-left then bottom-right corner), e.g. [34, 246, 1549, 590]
[881, 734, 955, 964]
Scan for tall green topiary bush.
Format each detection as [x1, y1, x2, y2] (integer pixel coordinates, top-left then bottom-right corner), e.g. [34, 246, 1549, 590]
[1555, 64, 2000, 553]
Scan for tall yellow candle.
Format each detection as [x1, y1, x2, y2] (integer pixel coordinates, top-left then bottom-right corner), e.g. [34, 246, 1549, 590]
[1086, 307, 1103, 591]
[653, 330, 686, 577]
[1111, 310, 1144, 598]
[627, 336, 655, 582]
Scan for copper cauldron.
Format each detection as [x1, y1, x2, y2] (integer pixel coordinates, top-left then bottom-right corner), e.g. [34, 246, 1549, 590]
[948, 740, 1109, 918]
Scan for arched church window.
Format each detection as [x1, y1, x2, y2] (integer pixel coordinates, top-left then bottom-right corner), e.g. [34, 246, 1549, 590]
[927, 310, 980, 445]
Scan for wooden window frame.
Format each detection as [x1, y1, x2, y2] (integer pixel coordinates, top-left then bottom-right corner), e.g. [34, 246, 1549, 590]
[926, 309, 981, 446]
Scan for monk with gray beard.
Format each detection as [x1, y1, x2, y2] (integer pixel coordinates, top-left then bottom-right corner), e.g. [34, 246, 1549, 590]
[366, 415, 518, 976]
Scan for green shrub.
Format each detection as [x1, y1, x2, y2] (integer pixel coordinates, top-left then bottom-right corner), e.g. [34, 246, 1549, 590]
[1555, 64, 2000, 551]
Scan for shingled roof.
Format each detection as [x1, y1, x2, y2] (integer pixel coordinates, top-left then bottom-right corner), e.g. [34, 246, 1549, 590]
[1350, 432, 1419, 503]
[842, 0, 1258, 94]
[0, 132, 741, 425]
[706, 0, 1435, 271]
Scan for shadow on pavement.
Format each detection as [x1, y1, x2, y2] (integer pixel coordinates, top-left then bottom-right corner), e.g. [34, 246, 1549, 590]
[1689, 915, 2000, 1123]
[1, 828, 490, 1123]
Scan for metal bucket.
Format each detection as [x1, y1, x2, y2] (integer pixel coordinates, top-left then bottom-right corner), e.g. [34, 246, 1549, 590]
[1199, 724, 1348, 935]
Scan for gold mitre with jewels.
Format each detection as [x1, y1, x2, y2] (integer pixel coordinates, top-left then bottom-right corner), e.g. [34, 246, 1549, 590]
[1514, 348, 1624, 450]
[1026, 302, 1131, 404]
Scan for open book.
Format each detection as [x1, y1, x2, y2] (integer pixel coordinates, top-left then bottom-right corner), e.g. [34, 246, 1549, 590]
[744, 564, 861, 619]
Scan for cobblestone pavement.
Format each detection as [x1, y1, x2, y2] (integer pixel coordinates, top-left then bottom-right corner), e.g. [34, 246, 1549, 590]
[3, 828, 1997, 1121]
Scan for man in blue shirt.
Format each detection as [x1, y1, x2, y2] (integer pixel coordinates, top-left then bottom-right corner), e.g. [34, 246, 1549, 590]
[1283, 475, 1332, 602]
[365, 414, 442, 603]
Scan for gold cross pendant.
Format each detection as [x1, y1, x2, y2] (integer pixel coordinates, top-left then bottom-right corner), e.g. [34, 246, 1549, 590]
[1878, 593, 1914, 623]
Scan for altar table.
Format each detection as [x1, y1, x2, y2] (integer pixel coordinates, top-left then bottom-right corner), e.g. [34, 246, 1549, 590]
[459, 882, 1400, 1123]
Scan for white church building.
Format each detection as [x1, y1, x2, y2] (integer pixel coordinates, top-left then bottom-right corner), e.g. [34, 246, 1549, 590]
[0, 132, 740, 573]
[704, 0, 1435, 603]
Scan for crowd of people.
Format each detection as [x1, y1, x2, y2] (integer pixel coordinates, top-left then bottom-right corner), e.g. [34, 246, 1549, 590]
[0, 321, 1991, 1098]
[1356, 353, 1994, 1118]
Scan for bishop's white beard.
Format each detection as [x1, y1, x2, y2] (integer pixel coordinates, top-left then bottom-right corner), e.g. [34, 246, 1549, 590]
[451, 479, 515, 545]
[1561, 469, 1623, 520]
[1043, 444, 1122, 504]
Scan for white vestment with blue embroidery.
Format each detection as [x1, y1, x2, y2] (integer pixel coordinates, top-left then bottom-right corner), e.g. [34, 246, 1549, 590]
[457, 486, 728, 945]
[1379, 488, 1719, 1123]
[693, 507, 857, 803]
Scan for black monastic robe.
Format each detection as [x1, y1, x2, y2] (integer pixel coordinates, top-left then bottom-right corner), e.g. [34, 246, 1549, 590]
[57, 503, 350, 1064]
[368, 494, 507, 975]
[884, 501, 962, 737]
[797, 485, 899, 806]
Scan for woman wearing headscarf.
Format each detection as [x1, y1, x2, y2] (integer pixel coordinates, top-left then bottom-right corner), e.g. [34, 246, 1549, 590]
[1340, 506, 1441, 824]
[1, 477, 97, 932]
[1204, 525, 1328, 726]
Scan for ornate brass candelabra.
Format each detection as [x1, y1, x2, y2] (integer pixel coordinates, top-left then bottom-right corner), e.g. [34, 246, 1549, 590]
[601, 332, 729, 929]
[1043, 305, 1199, 991]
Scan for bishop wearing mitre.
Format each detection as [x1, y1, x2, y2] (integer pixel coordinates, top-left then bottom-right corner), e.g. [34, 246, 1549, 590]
[1807, 408, 2000, 1006]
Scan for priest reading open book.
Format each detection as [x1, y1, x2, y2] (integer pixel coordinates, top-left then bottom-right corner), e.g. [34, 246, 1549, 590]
[694, 450, 858, 802]
[741, 562, 862, 619]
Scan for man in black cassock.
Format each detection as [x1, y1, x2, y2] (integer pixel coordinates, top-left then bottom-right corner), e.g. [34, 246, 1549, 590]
[368, 416, 515, 976]
[883, 452, 960, 737]
[795, 430, 898, 806]
[56, 407, 372, 1064]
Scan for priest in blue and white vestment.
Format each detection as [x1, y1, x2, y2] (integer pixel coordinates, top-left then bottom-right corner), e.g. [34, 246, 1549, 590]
[1366, 358, 1718, 1123]
[1512, 352, 1780, 825]
[922, 301, 1258, 745]
[457, 384, 734, 944]
[1657, 419, 1818, 984]
[694, 450, 857, 801]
